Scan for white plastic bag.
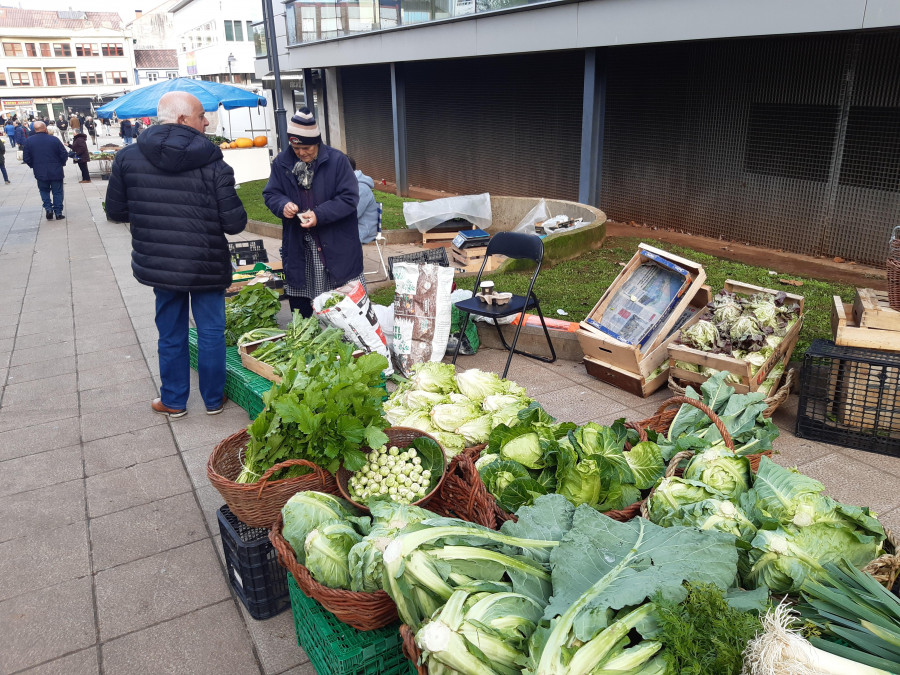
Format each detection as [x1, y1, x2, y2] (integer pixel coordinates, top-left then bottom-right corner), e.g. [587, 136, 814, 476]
[314, 280, 393, 376]
[513, 198, 551, 235]
[372, 304, 394, 352]
[402, 193, 492, 233]
[391, 262, 455, 377]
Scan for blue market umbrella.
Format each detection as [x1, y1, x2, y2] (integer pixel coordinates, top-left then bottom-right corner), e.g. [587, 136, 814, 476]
[95, 78, 266, 119]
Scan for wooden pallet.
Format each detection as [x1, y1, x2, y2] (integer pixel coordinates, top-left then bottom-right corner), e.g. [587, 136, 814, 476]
[449, 245, 504, 274]
[853, 288, 900, 332]
[833, 294, 900, 351]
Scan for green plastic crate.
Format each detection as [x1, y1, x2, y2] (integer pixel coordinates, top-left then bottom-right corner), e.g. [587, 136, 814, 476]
[287, 574, 414, 675]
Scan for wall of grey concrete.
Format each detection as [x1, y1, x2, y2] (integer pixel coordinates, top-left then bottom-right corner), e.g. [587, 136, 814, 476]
[275, 0, 899, 71]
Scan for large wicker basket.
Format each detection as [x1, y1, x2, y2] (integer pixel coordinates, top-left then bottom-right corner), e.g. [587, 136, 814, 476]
[432, 423, 649, 528]
[888, 230, 900, 311]
[401, 624, 427, 675]
[666, 368, 794, 419]
[207, 429, 338, 528]
[270, 513, 399, 631]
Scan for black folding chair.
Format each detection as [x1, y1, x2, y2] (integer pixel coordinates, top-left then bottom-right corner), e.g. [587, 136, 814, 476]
[451, 232, 556, 379]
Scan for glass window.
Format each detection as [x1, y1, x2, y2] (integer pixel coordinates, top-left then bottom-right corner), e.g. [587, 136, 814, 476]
[252, 22, 267, 57]
[24, 43, 36, 57]
[10, 72, 29, 86]
[46, 72, 57, 86]
[54, 43, 72, 57]
[80, 72, 104, 85]
[58, 72, 76, 85]
[166, 71, 178, 79]
[246, 21, 253, 40]
[224, 20, 234, 41]
[40, 42, 51, 57]
[3, 43, 23, 57]
[31, 72, 43, 86]
[147, 71, 158, 82]
[101, 43, 124, 56]
[234, 20, 244, 41]
[76, 44, 97, 57]
[106, 71, 128, 84]
[0, 72, 6, 86]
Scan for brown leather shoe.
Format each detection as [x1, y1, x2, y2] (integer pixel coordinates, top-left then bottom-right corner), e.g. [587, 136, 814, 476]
[206, 396, 228, 415]
[151, 398, 187, 418]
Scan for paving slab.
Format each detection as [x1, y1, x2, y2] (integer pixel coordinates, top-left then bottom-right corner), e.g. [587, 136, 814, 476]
[81, 424, 179, 476]
[77, 357, 152, 390]
[100, 600, 260, 675]
[85, 454, 192, 518]
[0, 445, 83, 496]
[16, 647, 99, 675]
[80, 398, 167, 442]
[0, 520, 90, 602]
[78, 376, 158, 414]
[6, 354, 78, 384]
[94, 539, 231, 640]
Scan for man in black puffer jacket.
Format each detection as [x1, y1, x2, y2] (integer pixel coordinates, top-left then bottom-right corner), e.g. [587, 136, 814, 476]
[106, 91, 247, 419]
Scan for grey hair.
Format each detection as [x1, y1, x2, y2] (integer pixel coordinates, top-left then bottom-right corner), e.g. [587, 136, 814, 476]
[156, 92, 200, 124]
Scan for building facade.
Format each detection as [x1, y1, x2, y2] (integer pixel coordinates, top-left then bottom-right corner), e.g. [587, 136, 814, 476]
[133, 49, 180, 87]
[0, 8, 135, 119]
[257, 0, 900, 265]
[126, 1, 179, 50]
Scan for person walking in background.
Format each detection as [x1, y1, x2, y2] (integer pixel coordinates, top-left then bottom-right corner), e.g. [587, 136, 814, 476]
[84, 117, 97, 147]
[120, 118, 133, 145]
[69, 113, 81, 135]
[23, 121, 68, 220]
[101, 116, 111, 136]
[0, 138, 10, 184]
[69, 128, 91, 183]
[14, 122, 27, 157]
[348, 156, 378, 244]
[105, 91, 247, 418]
[5, 119, 16, 148]
[57, 114, 69, 143]
[133, 118, 143, 138]
[263, 107, 362, 318]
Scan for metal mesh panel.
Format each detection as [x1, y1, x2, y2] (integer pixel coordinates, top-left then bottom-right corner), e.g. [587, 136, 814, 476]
[341, 64, 395, 183]
[600, 31, 900, 265]
[404, 52, 583, 200]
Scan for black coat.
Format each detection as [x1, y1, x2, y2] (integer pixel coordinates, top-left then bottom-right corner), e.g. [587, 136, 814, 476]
[262, 144, 362, 290]
[105, 124, 248, 292]
[69, 133, 89, 162]
[119, 120, 132, 138]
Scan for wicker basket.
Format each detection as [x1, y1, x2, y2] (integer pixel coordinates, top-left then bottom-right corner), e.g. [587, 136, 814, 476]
[335, 427, 447, 514]
[270, 512, 399, 631]
[401, 624, 427, 675]
[888, 232, 900, 311]
[666, 368, 793, 419]
[207, 429, 338, 528]
[432, 423, 649, 528]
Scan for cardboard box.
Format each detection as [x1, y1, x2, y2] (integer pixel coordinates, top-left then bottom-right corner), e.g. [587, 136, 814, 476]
[576, 244, 708, 394]
[668, 280, 804, 394]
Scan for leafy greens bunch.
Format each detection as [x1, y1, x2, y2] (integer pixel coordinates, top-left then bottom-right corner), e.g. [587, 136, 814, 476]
[237, 338, 390, 482]
[238, 312, 342, 369]
[224, 284, 281, 346]
[476, 404, 664, 514]
[382, 362, 533, 458]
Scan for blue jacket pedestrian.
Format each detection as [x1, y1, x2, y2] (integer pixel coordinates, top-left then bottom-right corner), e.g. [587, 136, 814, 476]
[14, 125, 26, 146]
[351, 162, 378, 244]
[263, 127, 362, 294]
[23, 125, 68, 218]
[4, 123, 14, 147]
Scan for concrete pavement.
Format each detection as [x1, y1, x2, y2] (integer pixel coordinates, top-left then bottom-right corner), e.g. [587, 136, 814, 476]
[2, 135, 900, 675]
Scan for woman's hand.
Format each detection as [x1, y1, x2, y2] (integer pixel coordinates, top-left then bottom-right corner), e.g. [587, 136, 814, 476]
[300, 211, 317, 228]
[283, 202, 299, 218]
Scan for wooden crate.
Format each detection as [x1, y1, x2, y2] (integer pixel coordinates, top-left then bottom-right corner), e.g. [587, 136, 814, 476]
[238, 335, 285, 384]
[422, 223, 475, 247]
[834, 358, 900, 432]
[833, 295, 900, 351]
[449, 245, 504, 274]
[667, 280, 804, 394]
[583, 355, 670, 398]
[577, 244, 708, 384]
[852, 288, 900, 332]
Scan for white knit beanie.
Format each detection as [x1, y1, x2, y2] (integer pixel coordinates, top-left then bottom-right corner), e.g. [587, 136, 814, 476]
[286, 107, 321, 145]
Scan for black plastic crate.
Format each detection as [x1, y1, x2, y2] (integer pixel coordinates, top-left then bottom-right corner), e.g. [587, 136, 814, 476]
[387, 247, 449, 280]
[229, 240, 269, 266]
[218, 505, 290, 620]
[796, 339, 900, 456]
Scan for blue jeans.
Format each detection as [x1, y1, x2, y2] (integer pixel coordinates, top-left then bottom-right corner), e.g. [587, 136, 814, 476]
[122, 136, 133, 145]
[0, 165, 7, 182]
[154, 288, 227, 410]
[6, 135, 15, 148]
[36, 179, 64, 215]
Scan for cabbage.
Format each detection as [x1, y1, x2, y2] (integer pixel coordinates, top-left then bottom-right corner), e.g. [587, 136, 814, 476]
[304, 520, 362, 589]
[729, 315, 761, 342]
[556, 453, 602, 507]
[674, 360, 701, 373]
[405, 390, 448, 411]
[475, 453, 501, 473]
[431, 402, 481, 432]
[433, 432, 466, 458]
[491, 403, 525, 428]
[647, 477, 726, 525]
[682, 447, 752, 500]
[481, 459, 531, 495]
[455, 413, 493, 445]
[411, 361, 458, 394]
[455, 369, 506, 401]
[668, 498, 757, 542]
[383, 403, 411, 426]
[482, 393, 524, 412]
[498, 430, 544, 469]
[282, 491, 369, 563]
[711, 291, 743, 327]
[404, 410, 439, 434]
[681, 320, 720, 351]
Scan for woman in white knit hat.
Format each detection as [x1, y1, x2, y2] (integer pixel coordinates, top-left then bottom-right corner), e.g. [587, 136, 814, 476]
[262, 107, 363, 317]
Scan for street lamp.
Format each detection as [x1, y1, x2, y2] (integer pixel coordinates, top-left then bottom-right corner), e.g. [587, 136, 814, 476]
[227, 53, 236, 84]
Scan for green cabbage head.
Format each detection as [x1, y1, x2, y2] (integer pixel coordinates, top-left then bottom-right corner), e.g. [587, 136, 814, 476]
[282, 491, 369, 563]
[647, 477, 726, 525]
[304, 520, 362, 589]
[682, 447, 752, 500]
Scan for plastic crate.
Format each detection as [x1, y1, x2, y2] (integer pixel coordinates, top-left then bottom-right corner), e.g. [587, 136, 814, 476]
[387, 247, 449, 280]
[229, 240, 269, 266]
[287, 574, 413, 675]
[796, 339, 900, 455]
[218, 505, 290, 620]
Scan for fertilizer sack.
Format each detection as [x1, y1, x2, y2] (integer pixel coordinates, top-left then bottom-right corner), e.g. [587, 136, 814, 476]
[391, 262, 455, 377]
[314, 280, 393, 376]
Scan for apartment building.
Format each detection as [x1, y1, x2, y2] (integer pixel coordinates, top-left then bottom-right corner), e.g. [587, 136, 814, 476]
[133, 49, 180, 87]
[0, 8, 134, 119]
[126, 0, 179, 50]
